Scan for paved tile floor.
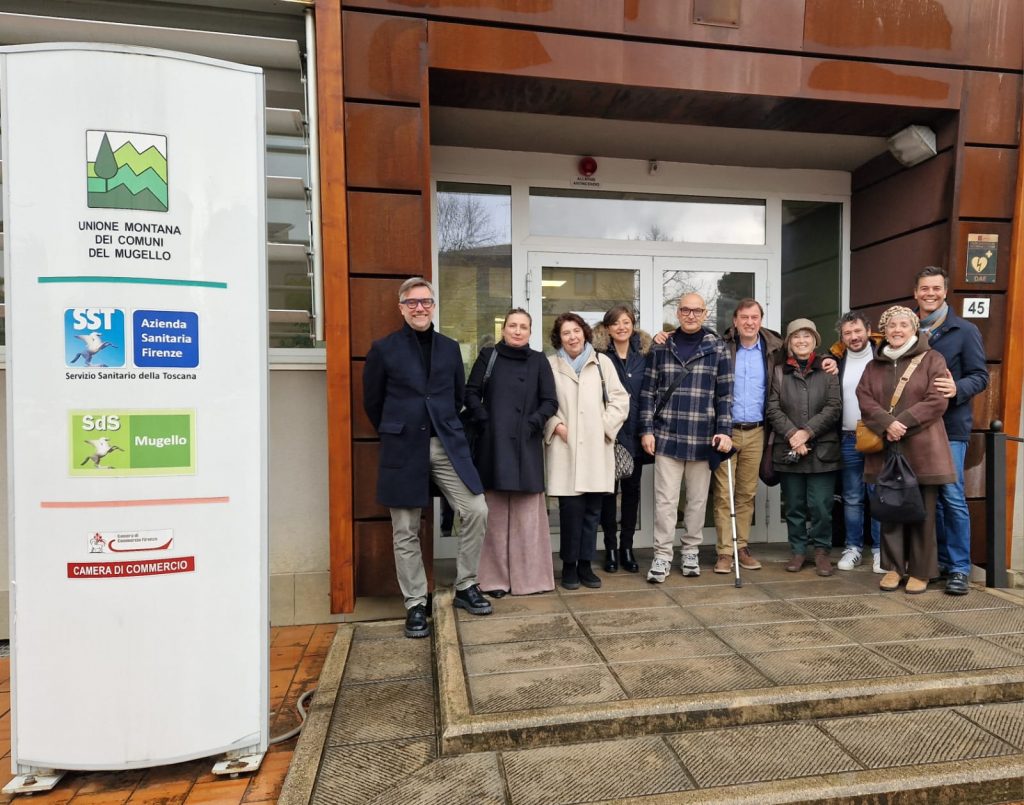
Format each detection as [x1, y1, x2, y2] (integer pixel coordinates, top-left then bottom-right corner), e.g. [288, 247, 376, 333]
[0, 624, 335, 804]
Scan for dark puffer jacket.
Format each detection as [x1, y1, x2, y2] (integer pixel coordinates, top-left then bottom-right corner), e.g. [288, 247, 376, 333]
[766, 354, 842, 473]
[592, 325, 653, 459]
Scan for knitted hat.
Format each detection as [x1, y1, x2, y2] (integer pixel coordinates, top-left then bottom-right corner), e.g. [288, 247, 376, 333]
[877, 305, 920, 333]
[785, 318, 820, 348]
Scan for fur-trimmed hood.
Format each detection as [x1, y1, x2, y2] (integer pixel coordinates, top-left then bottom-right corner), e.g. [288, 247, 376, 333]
[591, 325, 653, 356]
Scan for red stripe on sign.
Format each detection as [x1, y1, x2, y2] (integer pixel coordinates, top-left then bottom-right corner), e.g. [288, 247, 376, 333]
[67, 556, 196, 579]
[44, 497, 228, 509]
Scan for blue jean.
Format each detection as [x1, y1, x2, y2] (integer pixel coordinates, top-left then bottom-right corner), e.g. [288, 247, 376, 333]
[840, 432, 881, 552]
[936, 440, 971, 575]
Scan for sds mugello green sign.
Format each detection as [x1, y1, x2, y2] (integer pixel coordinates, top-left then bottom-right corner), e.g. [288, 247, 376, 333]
[70, 410, 195, 476]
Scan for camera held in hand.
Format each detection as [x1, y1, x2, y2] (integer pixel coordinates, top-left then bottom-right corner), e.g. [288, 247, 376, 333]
[780, 449, 801, 465]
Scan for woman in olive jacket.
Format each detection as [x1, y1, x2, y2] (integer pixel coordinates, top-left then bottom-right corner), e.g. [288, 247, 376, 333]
[856, 305, 955, 594]
[766, 318, 842, 576]
[465, 308, 559, 597]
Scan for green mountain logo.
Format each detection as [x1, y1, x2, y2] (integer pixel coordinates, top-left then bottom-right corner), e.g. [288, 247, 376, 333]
[87, 131, 168, 212]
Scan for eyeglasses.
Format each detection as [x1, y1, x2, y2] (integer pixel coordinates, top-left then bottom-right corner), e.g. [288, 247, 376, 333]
[677, 307, 706, 317]
[400, 297, 436, 310]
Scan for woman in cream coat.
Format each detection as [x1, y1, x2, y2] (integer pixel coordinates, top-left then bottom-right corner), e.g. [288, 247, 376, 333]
[545, 312, 629, 590]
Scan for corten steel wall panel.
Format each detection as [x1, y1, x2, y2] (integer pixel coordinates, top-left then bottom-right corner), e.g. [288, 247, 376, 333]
[350, 362, 376, 439]
[950, 292, 1006, 362]
[951, 221, 1013, 293]
[427, 22, 962, 110]
[851, 151, 954, 250]
[849, 225, 950, 309]
[852, 117, 958, 192]
[353, 442, 389, 519]
[963, 72, 1022, 145]
[965, 0, 1024, 70]
[964, 434, 987, 498]
[351, 277, 406, 357]
[343, 12, 425, 102]
[972, 364, 1001, 436]
[354, 520, 433, 597]
[968, 500, 986, 565]
[623, 0, 805, 50]
[959, 147, 1019, 220]
[340, 0, 625, 34]
[345, 103, 425, 190]
[348, 191, 425, 274]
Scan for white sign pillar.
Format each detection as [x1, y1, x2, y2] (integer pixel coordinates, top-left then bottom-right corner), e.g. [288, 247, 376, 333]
[1, 44, 268, 772]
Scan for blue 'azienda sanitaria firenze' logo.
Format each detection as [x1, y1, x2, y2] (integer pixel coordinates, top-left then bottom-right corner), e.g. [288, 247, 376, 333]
[133, 310, 199, 368]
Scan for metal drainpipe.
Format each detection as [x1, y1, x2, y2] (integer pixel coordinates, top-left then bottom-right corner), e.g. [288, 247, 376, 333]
[304, 7, 325, 344]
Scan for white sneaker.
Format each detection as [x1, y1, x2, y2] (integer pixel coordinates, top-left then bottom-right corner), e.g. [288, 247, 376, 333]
[647, 558, 671, 584]
[837, 547, 862, 571]
[680, 553, 701, 577]
[872, 551, 884, 574]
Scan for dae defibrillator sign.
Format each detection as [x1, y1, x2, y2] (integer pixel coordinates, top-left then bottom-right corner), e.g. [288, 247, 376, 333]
[1, 45, 268, 772]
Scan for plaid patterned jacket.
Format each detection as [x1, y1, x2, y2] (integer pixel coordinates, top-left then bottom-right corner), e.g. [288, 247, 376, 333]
[638, 329, 734, 462]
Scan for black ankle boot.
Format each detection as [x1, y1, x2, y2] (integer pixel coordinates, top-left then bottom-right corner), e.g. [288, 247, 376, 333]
[561, 562, 580, 590]
[578, 561, 602, 588]
[604, 548, 618, 573]
[619, 548, 639, 573]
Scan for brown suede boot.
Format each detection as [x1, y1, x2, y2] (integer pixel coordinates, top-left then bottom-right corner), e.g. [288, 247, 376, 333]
[785, 554, 806, 572]
[814, 548, 834, 577]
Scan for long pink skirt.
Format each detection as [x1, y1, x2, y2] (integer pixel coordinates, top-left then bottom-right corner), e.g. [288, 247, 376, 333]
[477, 491, 555, 595]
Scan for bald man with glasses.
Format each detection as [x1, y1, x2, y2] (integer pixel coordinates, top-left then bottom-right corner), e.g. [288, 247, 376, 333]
[639, 293, 734, 583]
[364, 276, 491, 639]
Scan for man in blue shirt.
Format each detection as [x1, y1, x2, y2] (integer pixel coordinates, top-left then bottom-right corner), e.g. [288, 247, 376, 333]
[712, 299, 784, 574]
[913, 267, 988, 596]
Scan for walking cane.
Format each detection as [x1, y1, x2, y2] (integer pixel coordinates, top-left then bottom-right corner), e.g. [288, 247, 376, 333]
[726, 457, 743, 589]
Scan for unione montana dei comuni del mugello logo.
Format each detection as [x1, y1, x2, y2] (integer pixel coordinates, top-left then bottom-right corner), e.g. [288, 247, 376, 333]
[86, 130, 168, 212]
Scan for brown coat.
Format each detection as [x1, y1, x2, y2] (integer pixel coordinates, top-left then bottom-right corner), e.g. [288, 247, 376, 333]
[855, 334, 956, 486]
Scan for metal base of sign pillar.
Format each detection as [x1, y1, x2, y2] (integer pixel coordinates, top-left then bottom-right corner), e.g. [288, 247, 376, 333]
[212, 752, 265, 778]
[2, 771, 65, 795]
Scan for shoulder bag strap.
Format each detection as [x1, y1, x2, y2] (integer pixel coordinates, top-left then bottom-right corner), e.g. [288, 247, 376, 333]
[479, 347, 498, 403]
[595, 354, 609, 407]
[655, 365, 690, 416]
[887, 353, 926, 413]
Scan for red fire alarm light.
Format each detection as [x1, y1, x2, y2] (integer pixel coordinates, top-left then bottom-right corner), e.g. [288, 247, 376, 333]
[578, 156, 597, 177]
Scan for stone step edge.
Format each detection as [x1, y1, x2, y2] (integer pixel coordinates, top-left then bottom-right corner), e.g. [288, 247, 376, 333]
[603, 753, 1024, 805]
[434, 590, 1024, 755]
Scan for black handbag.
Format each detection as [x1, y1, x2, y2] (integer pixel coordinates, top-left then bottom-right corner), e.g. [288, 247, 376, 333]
[869, 445, 925, 523]
[758, 431, 779, 486]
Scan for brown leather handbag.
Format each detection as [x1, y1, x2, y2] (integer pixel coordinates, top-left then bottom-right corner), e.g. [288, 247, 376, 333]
[855, 353, 926, 454]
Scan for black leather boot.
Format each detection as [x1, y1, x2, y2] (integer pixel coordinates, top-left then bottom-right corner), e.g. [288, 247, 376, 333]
[604, 547, 618, 573]
[561, 562, 580, 590]
[578, 561, 602, 588]
[619, 548, 639, 573]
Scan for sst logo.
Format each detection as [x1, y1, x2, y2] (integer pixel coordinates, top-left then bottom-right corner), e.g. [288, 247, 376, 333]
[64, 308, 126, 368]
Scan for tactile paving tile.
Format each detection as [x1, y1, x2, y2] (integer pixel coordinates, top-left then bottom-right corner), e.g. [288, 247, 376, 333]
[458, 612, 584, 646]
[664, 583, 773, 607]
[758, 579, 871, 599]
[818, 708, 1017, 768]
[463, 637, 602, 676]
[745, 645, 905, 685]
[712, 620, 854, 654]
[667, 722, 860, 786]
[869, 636, 1024, 674]
[901, 590, 1019, 613]
[577, 606, 702, 635]
[312, 738, 434, 805]
[562, 589, 675, 612]
[956, 701, 1024, 750]
[593, 628, 732, 662]
[468, 664, 625, 714]
[456, 593, 568, 621]
[826, 613, 968, 644]
[367, 752, 506, 805]
[789, 594, 919, 620]
[327, 679, 434, 746]
[934, 606, 1024, 636]
[352, 621, 407, 641]
[503, 736, 692, 805]
[614, 653, 770, 698]
[342, 636, 432, 684]
[687, 599, 813, 627]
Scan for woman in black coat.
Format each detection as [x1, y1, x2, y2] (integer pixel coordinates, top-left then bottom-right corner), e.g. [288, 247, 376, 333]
[592, 305, 653, 573]
[464, 308, 558, 596]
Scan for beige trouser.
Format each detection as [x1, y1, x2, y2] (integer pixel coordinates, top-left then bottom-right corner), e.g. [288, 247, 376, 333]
[390, 438, 488, 609]
[653, 454, 712, 563]
[712, 425, 763, 555]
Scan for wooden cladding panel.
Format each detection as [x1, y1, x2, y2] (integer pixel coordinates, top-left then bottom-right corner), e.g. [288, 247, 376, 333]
[350, 360, 376, 439]
[348, 191, 426, 275]
[354, 519, 434, 598]
[850, 225, 949, 309]
[623, 0, 805, 50]
[959, 147, 1019, 220]
[962, 72, 1022, 146]
[345, 103, 425, 190]
[951, 221, 1013, 293]
[949, 292, 1005, 362]
[851, 151, 953, 251]
[350, 277, 405, 357]
[353, 441, 389, 519]
[343, 12, 425, 102]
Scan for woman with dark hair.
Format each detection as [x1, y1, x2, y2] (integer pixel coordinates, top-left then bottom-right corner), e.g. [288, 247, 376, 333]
[464, 309, 558, 597]
[592, 305, 653, 573]
[545, 312, 629, 590]
[857, 305, 955, 594]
